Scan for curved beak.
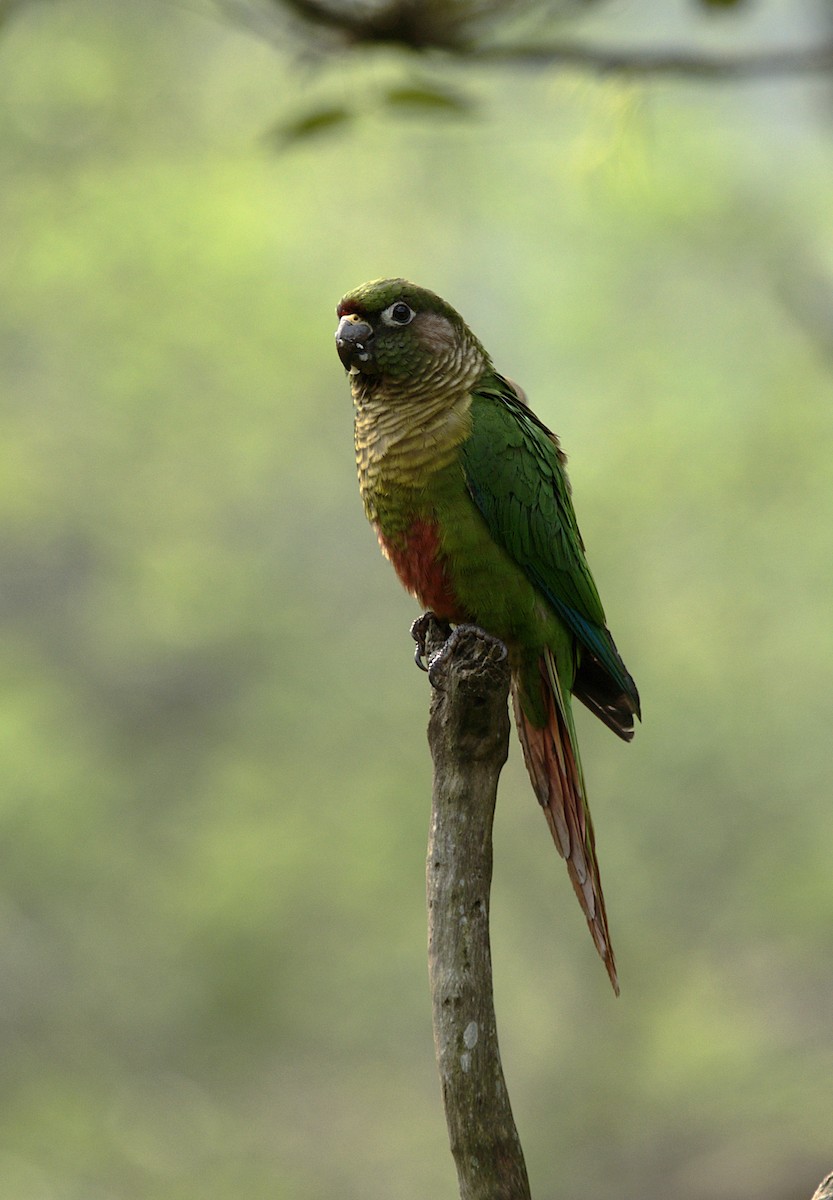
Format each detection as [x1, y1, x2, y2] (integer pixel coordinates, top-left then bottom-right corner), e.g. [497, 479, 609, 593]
[335, 314, 375, 372]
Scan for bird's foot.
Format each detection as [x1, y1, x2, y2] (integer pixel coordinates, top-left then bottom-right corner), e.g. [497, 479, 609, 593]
[425, 623, 506, 688]
[410, 612, 452, 672]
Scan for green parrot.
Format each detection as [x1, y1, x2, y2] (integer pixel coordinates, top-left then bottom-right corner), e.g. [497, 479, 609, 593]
[335, 278, 640, 993]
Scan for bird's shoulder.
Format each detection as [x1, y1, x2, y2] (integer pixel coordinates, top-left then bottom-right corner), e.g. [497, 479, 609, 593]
[464, 370, 575, 521]
[461, 369, 608, 631]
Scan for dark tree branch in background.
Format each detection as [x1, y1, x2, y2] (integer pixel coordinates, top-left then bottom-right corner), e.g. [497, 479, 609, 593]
[235, 0, 833, 140]
[266, 0, 833, 80]
[422, 618, 531, 1200]
[475, 39, 833, 80]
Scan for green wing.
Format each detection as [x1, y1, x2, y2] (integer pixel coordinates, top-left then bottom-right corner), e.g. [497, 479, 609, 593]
[461, 373, 640, 718]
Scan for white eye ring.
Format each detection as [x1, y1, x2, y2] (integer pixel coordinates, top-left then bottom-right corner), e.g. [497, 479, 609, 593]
[381, 301, 415, 327]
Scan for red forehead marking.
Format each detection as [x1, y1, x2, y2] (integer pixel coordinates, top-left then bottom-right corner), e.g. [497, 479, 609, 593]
[337, 299, 362, 318]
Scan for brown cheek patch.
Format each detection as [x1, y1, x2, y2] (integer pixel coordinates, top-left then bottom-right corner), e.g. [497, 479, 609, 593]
[414, 312, 456, 353]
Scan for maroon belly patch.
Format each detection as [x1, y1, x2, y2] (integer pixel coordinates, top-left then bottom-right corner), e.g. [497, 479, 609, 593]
[376, 518, 466, 622]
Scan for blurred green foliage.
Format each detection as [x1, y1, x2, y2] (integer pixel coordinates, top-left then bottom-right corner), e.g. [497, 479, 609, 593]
[0, 2, 832, 1198]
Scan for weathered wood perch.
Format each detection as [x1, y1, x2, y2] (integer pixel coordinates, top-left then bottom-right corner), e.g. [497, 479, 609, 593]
[421, 616, 531, 1200]
[416, 616, 831, 1200]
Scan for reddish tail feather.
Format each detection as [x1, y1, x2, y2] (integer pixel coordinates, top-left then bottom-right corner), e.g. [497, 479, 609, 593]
[511, 651, 619, 994]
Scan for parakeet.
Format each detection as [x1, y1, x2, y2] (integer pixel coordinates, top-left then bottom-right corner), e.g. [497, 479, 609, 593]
[335, 278, 640, 993]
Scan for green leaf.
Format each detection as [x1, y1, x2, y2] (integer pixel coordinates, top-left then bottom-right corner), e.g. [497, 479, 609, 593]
[268, 104, 353, 147]
[384, 82, 473, 116]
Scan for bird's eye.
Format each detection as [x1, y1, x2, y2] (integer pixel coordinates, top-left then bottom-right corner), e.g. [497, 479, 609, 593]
[382, 301, 415, 326]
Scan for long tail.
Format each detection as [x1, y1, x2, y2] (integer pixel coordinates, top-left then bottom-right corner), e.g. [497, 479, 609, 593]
[511, 647, 619, 994]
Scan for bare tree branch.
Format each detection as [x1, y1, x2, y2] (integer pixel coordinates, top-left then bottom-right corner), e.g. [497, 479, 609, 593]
[423, 619, 531, 1200]
[473, 38, 833, 80]
[812, 1172, 833, 1200]
[234, 1, 833, 81]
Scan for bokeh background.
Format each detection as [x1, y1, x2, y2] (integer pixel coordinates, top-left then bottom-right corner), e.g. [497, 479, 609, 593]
[1, 1, 832, 1197]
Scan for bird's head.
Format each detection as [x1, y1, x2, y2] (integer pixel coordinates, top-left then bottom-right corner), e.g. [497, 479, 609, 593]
[335, 278, 486, 390]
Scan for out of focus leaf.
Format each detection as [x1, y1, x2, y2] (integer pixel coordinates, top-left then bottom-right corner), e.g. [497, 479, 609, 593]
[384, 81, 474, 115]
[269, 103, 353, 146]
